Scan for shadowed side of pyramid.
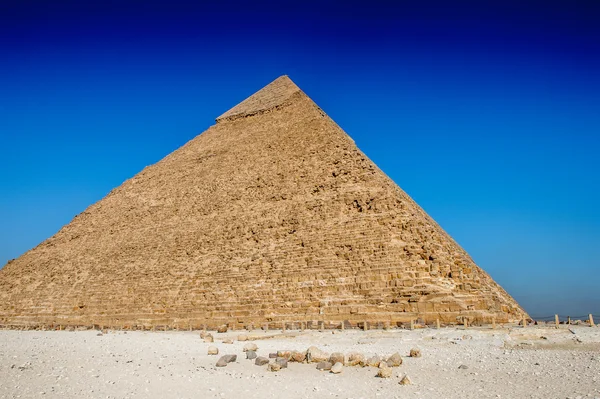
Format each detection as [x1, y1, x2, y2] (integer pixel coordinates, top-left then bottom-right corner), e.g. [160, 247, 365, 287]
[0, 75, 527, 329]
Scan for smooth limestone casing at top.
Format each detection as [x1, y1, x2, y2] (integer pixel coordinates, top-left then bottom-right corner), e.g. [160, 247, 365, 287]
[0, 76, 527, 330]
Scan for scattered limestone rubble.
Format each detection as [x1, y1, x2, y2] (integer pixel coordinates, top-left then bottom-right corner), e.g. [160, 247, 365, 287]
[210, 340, 418, 378]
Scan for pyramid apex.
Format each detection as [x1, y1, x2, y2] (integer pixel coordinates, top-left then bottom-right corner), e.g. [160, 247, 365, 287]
[216, 75, 303, 122]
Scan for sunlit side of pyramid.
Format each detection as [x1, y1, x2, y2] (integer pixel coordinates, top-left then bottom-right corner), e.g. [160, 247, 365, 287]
[0, 76, 526, 329]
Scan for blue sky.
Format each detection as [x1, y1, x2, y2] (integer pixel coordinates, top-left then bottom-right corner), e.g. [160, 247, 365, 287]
[1, 0, 599, 317]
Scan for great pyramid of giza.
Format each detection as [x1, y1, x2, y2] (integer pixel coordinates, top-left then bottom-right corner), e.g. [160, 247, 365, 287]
[0, 76, 526, 329]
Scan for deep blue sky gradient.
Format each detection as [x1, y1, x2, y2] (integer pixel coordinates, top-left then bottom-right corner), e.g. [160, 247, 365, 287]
[1, 0, 599, 317]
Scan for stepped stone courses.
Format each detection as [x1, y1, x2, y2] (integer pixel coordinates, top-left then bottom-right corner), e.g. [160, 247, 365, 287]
[0, 75, 526, 329]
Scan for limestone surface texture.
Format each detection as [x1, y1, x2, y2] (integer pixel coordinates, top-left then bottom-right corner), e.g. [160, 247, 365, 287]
[0, 75, 526, 329]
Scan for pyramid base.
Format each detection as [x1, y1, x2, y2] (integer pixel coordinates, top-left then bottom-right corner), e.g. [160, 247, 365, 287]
[0, 309, 524, 331]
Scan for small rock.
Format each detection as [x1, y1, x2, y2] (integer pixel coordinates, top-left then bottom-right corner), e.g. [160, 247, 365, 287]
[254, 357, 269, 366]
[277, 350, 292, 360]
[243, 343, 258, 352]
[399, 375, 411, 385]
[330, 362, 343, 374]
[367, 355, 381, 367]
[307, 346, 330, 363]
[207, 346, 219, 355]
[329, 352, 345, 365]
[275, 357, 288, 369]
[346, 352, 365, 367]
[215, 356, 230, 367]
[409, 348, 421, 358]
[215, 354, 236, 366]
[316, 361, 333, 371]
[246, 350, 257, 360]
[223, 339, 233, 344]
[386, 352, 403, 367]
[377, 366, 393, 378]
[237, 334, 248, 342]
[204, 334, 214, 343]
[458, 364, 469, 369]
[96, 332, 103, 336]
[290, 350, 307, 363]
[268, 362, 281, 372]
[217, 325, 228, 333]
[268, 353, 278, 359]
[200, 331, 208, 339]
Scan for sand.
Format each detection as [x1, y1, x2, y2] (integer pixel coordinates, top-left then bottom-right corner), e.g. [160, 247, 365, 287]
[1, 325, 599, 399]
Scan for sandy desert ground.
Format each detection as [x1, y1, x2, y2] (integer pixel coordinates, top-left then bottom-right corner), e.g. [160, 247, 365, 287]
[1, 325, 599, 399]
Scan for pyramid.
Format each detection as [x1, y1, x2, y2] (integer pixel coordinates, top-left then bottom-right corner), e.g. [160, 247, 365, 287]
[0, 76, 526, 329]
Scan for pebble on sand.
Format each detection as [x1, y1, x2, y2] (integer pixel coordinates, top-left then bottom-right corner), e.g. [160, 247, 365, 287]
[366, 355, 381, 367]
[409, 348, 422, 358]
[216, 355, 237, 367]
[254, 357, 269, 366]
[316, 361, 333, 371]
[399, 375, 411, 385]
[329, 352, 344, 365]
[386, 352, 403, 367]
[243, 343, 258, 352]
[275, 357, 288, 369]
[377, 366, 393, 378]
[207, 346, 219, 355]
[331, 362, 343, 374]
[268, 362, 282, 372]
